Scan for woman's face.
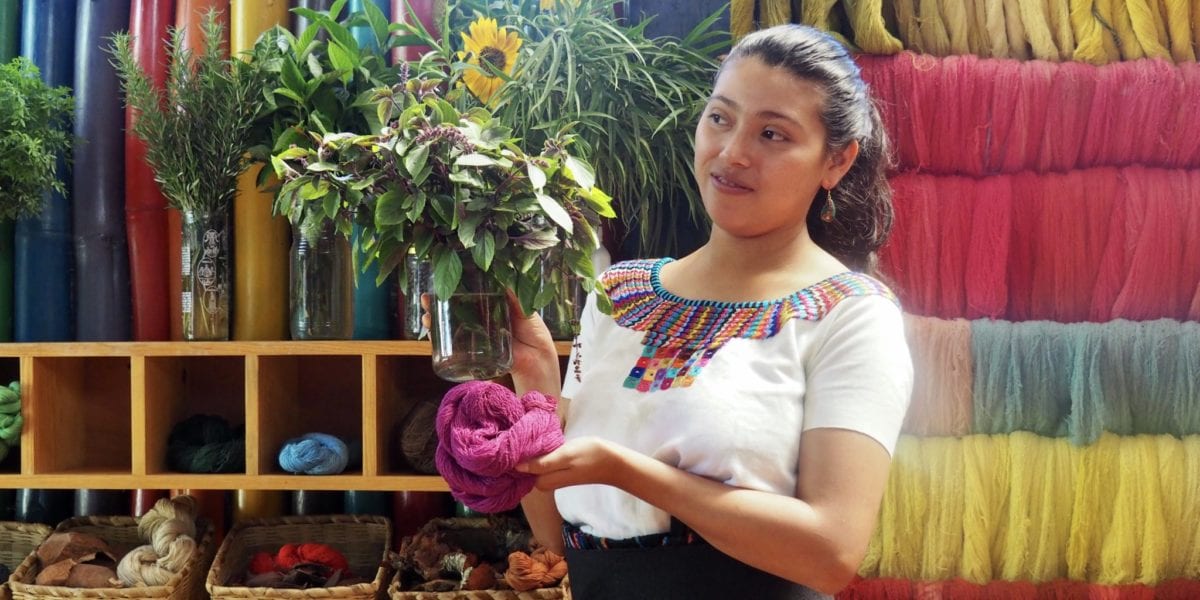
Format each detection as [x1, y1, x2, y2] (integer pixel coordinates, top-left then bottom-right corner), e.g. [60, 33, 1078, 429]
[694, 56, 847, 240]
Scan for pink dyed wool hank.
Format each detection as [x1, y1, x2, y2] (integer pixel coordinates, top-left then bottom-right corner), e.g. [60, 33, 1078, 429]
[435, 381, 564, 513]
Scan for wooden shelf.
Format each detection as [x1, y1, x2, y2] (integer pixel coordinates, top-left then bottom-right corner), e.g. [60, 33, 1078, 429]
[0, 340, 572, 490]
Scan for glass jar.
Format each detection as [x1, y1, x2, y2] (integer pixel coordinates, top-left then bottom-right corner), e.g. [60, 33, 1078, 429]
[181, 207, 230, 340]
[401, 250, 431, 340]
[289, 220, 354, 340]
[427, 258, 512, 382]
[540, 259, 585, 340]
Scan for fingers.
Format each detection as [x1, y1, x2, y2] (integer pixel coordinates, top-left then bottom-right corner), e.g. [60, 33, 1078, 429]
[419, 293, 431, 330]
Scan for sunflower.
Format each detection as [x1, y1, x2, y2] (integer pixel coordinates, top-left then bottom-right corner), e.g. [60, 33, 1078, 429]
[457, 17, 522, 104]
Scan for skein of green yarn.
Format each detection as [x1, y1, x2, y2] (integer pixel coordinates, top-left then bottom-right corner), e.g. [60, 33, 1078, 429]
[166, 414, 245, 473]
[0, 382, 24, 462]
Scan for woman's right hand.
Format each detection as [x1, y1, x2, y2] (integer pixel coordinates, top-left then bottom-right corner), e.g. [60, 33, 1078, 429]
[420, 292, 562, 395]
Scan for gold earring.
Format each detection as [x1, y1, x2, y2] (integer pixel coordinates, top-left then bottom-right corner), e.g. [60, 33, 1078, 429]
[820, 187, 836, 223]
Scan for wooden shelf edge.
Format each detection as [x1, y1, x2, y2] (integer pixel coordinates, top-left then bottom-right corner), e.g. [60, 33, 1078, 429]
[0, 474, 450, 492]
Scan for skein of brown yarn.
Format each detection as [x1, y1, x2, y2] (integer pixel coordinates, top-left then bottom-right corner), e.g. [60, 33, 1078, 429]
[116, 495, 198, 586]
[397, 397, 439, 474]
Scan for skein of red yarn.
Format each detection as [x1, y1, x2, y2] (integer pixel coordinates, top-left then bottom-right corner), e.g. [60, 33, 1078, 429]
[273, 543, 351, 575]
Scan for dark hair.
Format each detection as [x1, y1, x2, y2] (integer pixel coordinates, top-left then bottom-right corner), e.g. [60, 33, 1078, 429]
[717, 25, 894, 274]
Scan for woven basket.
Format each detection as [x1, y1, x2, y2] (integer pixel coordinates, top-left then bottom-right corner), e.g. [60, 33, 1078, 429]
[386, 577, 566, 600]
[0, 522, 53, 600]
[206, 514, 392, 600]
[8, 515, 214, 600]
[388, 518, 565, 600]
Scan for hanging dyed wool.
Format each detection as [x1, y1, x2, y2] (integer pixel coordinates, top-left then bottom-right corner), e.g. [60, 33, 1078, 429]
[1122, 61, 1179, 165]
[931, 55, 991, 175]
[901, 316, 973, 437]
[1127, 0, 1173, 59]
[1186, 171, 1200, 317]
[961, 1, 987, 55]
[1087, 173, 1130, 322]
[843, 0, 903, 54]
[1030, 170, 1114, 323]
[1004, 171, 1043, 321]
[917, 436, 966, 581]
[879, 174, 940, 315]
[1047, 0, 1075, 58]
[729, 0, 753, 39]
[919, 0, 952, 55]
[939, 0, 971, 54]
[964, 176, 1010, 319]
[1068, 0, 1119, 64]
[872, 437, 928, 579]
[891, 0, 921, 50]
[759, 0, 790, 28]
[1036, 61, 1095, 172]
[979, 59, 1023, 172]
[998, 434, 1077, 582]
[1003, 0, 1032, 59]
[1169, 76, 1200, 171]
[980, 0, 1010, 58]
[971, 321, 1072, 437]
[1108, 0, 1148, 59]
[959, 434, 1011, 583]
[1015, 0, 1064, 60]
[1163, 0, 1196, 60]
[798, 0, 835, 32]
[1101, 436, 1171, 584]
[1111, 167, 1192, 321]
[934, 177, 974, 317]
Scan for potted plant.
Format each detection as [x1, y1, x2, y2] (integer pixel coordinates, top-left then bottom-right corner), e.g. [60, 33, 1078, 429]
[389, 0, 725, 337]
[273, 70, 614, 381]
[247, 2, 398, 340]
[110, 10, 275, 340]
[398, 0, 725, 254]
[0, 57, 73, 342]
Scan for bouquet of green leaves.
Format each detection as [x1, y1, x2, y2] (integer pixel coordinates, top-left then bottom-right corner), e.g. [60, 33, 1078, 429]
[272, 68, 615, 316]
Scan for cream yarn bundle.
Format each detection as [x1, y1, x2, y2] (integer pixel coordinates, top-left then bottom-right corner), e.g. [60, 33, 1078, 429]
[116, 495, 198, 586]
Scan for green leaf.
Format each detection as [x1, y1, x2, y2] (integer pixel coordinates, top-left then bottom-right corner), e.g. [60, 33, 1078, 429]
[404, 143, 429, 178]
[526, 162, 547, 190]
[327, 42, 357, 83]
[374, 188, 406, 226]
[472, 231, 496, 271]
[563, 155, 595, 190]
[322, 190, 340, 219]
[299, 179, 330, 199]
[273, 87, 305, 103]
[455, 153, 496, 167]
[280, 56, 308, 98]
[536, 193, 573, 234]
[457, 215, 481, 249]
[585, 186, 617, 218]
[432, 247, 463, 299]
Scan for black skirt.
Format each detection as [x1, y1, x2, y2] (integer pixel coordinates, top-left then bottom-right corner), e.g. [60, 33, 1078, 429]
[562, 522, 831, 600]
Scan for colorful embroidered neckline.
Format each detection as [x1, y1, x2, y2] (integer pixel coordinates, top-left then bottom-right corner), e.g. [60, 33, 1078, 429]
[602, 258, 896, 392]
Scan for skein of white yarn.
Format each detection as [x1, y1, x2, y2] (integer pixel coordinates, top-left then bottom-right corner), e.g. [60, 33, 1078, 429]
[117, 496, 198, 586]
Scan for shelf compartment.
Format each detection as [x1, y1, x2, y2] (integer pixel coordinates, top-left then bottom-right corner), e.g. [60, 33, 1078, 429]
[375, 355, 453, 476]
[28, 356, 132, 474]
[140, 355, 246, 475]
[254, 354, 364, 476]
[0, 357, 18, 386]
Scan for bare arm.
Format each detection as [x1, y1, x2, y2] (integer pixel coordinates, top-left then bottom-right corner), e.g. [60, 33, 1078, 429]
[507, 295, 569, 554]
[517, 427, 892, 595]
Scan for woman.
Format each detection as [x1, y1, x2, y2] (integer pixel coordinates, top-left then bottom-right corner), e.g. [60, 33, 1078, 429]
[510, 24, 912, 599]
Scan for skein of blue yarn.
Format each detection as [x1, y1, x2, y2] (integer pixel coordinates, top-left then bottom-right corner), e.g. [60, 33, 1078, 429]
[278, 433, 350, 475]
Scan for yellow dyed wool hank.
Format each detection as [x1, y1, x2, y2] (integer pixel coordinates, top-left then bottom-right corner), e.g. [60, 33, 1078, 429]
[920, 0, 952, 55]
[960, 435, 1012, 583]
[1004, 0, 1032, 59]
[1163, 0, 1197, 60]
[1016, 0, 1065, 60]
[1069, 0, 1118, 64]
[892, 0, 921, 50]
[730, 0, 754, 39]
[939, 0, 972, 54]
[1047, 0, 1076, 59]
[1108, 0, 1148, 59]
[760, 0, 791, 28]
[843, 0, 903, 54]
[981, 0, 1011, 58]
[1127, 0, 1172, 58]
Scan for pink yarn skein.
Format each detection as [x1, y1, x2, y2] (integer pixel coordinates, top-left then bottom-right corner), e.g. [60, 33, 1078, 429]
[435, 381, 564, 513]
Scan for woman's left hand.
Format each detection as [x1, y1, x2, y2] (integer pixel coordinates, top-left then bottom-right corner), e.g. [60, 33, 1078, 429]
[516, 436, 625, 491]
